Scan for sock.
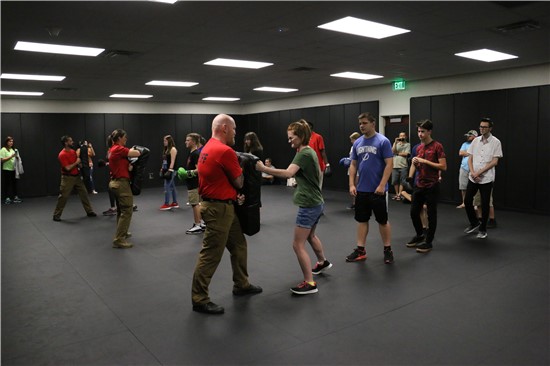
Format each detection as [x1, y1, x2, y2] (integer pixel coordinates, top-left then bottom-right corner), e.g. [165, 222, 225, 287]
[357, 246, 366, 252]
[307, 281, 316, 286]
[384, 246, 392, 252]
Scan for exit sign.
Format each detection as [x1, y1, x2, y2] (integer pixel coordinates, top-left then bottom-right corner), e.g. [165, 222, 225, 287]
[392, 80, 406, 91]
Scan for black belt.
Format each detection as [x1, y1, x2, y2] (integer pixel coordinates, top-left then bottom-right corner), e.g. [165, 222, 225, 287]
[111, 178, 130, 181]
[201, 197, 234, 205]
[62, 173, 80, 177]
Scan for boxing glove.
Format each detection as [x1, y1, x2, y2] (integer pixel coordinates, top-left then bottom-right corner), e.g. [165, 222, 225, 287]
[339, 157, 351, 168]
[177, 167, 188, 181]
[324, 164, 332, 177]
[162, 170, 173, 180]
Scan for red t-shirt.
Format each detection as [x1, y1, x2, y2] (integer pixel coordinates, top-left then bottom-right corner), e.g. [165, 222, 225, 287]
[109, 144, 131, 179]
[58, 148, 79, 175]
[309, 131, 326, 171]
[416, 140, 446, 188]
[198, 138, 242, 200]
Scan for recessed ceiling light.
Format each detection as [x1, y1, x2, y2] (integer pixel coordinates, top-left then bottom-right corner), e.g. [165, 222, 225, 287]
[254, 86, 298, 93]
[146, 80, 198, 87]
[15, 41, 104, 57]
[110, 94, 153, 99]
[202, 97, 240, 102]
[204, 58, 273, 69]
[150, 0, 178, 3]
[0, 91, 44, 96]
[330, 72, 384, 80]
[1, 73, 65, 81]
[318, 16, 410, 39]
[454, 48, 518, 62]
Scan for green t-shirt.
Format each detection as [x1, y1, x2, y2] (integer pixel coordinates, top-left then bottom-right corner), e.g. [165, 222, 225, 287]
[0, 147, 15, 171]
[291, 146, 324, 207]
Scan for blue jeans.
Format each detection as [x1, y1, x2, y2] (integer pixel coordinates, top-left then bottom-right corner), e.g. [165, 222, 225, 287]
[164, 171, 177, 204]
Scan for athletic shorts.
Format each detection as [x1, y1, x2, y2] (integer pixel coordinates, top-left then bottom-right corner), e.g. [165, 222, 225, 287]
[354, 192, 388, 224]
[296, 204, 324, 229]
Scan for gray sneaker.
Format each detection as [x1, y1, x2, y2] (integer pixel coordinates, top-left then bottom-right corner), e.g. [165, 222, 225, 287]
[464, 224, 480, 234]
[476, 231, 487, 239]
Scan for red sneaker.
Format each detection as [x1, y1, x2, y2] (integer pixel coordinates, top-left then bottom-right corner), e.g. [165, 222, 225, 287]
[170, 202, 180, 209]
[160, 204, 172, 211]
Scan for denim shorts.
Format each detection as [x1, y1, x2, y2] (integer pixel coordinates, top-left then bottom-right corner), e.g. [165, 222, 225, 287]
[296, 204, 324, 229]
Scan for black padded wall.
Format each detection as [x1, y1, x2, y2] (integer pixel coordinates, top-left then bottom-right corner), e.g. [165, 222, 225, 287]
[410, 85, 549, 214]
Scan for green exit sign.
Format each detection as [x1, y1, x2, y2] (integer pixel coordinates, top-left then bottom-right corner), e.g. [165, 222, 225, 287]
[392, 80, 407, 91]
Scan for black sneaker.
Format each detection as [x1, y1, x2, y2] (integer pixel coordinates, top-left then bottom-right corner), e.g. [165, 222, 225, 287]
[312, 260, 333, 274]
[464, 224, 480, 234]
[416, 242, 433, 253]
[406, 235, 425, 248]
[53, 216, 61, 222]
[346, 248, 367, 262]
[384, 248, 394, 264]
[87, 212, 97, 217]
[487, 219, 497, 229]
[291, 281, 318, 295]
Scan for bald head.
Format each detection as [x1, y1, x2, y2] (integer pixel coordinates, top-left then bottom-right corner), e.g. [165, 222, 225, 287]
[212, 114, 236, 146]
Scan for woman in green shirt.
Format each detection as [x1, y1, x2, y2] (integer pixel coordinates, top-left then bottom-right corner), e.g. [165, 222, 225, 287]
[0, 136, 21, 204]
[256, 120, 332, 295]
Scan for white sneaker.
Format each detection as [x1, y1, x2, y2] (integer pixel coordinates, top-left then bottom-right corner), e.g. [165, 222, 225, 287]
[186, 224, 204, 235]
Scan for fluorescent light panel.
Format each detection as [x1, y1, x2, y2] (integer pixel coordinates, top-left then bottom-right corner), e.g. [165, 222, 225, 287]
[202, 97, 240, 102]
[15, 41, 104, 57]
[254, 86, 298, 93]
[0, 91, 44, 96]
[204, 58, 273, 69]
[110, 94, 153, 99]
[455, 48, 518, 62]
[331, 72, 383, 80]
[1, 73, 65, 81]
[150, 0, 178, 3]
[146, 80, 198, 87]
[318, 16, 410, 39]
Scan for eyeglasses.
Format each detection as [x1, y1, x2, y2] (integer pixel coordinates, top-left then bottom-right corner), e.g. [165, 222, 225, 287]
[479, 126, 490, 129]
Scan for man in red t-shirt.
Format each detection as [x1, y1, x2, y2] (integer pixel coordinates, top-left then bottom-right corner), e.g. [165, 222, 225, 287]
[108, 129, 141, 249]
[191, 114, 262, 315]
[52, 135, 96, 221]
[304, 120, 330, 188]
[406, 120, 447, 253]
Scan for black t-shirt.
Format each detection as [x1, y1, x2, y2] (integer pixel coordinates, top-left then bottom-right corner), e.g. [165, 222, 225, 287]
[186, 149, 199, 190]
